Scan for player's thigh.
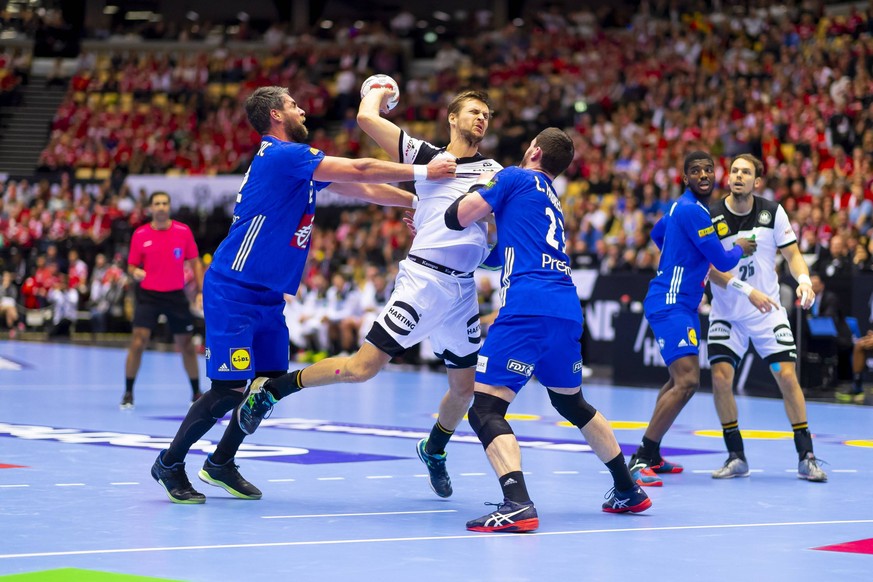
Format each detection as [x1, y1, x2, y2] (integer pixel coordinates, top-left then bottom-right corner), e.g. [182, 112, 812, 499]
[646, 307, 701, 366]
[531, 318, 584, 389]
[428, 279, 481, 368]
[749, 308, 797, 362]
[476, 315, 545, 393]
[707, 317, 747, 368]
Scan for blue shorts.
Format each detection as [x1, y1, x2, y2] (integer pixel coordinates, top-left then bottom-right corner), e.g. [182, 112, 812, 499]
[645, 307, 700, 366]
[476, 314, 583, 393]
[203, 269, 289, 382]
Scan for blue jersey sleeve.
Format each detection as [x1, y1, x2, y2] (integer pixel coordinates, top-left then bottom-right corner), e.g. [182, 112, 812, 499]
[677, 204, 742, 271]
[273, 142, 326, 183]
[650, 217, 666, 250]
[478, 167, 515, 212]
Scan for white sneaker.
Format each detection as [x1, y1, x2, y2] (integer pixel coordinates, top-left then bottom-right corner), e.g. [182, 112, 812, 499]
[798, 453, 828, 482]
[712, 453, 750, 479]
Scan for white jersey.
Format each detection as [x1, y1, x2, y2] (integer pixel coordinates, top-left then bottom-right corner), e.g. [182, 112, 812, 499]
[399, 131, 502, 272]
[709, 196, 796, 321]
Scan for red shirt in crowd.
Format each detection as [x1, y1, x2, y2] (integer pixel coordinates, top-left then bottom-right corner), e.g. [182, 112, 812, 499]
[127, 221, 198, 292]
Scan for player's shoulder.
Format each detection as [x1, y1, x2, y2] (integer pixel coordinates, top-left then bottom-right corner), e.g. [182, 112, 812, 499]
[709, 197, 728, 216]
[752, 196, 783, 229]
[754, 196, 781, 214]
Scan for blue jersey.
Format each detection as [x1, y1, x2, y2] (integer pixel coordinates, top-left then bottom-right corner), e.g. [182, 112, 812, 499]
[644, 189, 743, 315]
[478, 166, 581, 323]
[210, 137, 330, 294]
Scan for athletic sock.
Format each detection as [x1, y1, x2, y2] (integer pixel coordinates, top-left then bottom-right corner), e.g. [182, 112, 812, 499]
[852, 373, 863, 394]
[124, 377, 134, 394]
[606, 453, 635, 491]
[267, 369, 304, 401]
[190, 377, 200, 395]
[634, 436, 659, 464]
[163, 388, 245, 466]
[499, 471, 531, 504]
[722, 420, 746, 461]
[424, 421, 453, 455]
[792, 422, 813, 460]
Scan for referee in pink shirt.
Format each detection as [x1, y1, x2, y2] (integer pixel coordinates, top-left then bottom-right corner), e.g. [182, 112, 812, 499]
[122, 191, 203, 409]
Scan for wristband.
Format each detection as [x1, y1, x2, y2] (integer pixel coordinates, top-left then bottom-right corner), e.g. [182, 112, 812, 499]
[797, 274, 811, 286]
[413, 165, 428, 181]
[411, 196, 418, 210]
[727, 277, 754, 296]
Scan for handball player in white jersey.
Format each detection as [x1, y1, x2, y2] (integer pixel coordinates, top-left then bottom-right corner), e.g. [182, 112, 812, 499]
[237, 88, 501, 498]
[707, 153, 827, 482]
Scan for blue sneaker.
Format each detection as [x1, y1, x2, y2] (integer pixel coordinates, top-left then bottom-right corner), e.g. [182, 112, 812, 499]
[151, 450, 205, 504]
[416, 438, 452, 498]
[650, 457, 684, 474]
[629, 456, 663, 487]
[236, 377, 277, 435]
[466, 499, 538, 533]
[602, 485, 652, 513]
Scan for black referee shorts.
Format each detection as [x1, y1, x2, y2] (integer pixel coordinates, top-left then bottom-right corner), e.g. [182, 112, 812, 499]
[132, 288, 195, 334]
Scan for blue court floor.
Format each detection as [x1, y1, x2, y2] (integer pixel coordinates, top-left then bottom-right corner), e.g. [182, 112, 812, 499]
[1, 342, 871, 581]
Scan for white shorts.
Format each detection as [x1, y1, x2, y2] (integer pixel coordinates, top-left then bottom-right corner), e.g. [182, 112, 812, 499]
[365, 259, 480, 367]
[707, 307, 797, 366]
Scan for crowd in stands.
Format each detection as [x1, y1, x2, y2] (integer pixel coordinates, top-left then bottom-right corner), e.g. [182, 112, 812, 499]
[1, 1, 873, 360]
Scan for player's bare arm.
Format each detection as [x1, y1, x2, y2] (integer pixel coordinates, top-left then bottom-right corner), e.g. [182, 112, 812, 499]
[325, 182, 415, 208]
[357, 88, 403, 160]
[445, 191, 493, 230]
[313, 155, 455, 183]
[708, 267, 779, 313]
[780, 242, 815, 309]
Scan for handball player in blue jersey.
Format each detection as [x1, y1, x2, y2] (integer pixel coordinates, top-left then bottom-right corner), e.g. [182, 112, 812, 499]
[628, 151, 757, 487]
[150, 86, 456, 504]
[444, 128, 651, 533]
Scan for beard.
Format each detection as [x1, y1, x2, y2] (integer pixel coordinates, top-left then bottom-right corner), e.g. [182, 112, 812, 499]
[458, 126, 484, 147]
[285, 118, 309, 142]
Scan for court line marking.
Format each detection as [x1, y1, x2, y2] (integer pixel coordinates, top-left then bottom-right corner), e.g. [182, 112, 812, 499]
[3, 519, 872, 560]
[365, 475, 393, 479]
[262, 509, 457, 520]
[267, 478, 296, 482]
[110, 482, 139, 486]
[55, 483, 85, 487]
[316, 477, 344, 481]
[0, 484, 28, 488]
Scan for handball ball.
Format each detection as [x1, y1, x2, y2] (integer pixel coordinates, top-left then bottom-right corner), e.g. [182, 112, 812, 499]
[361, 74, 400, 111]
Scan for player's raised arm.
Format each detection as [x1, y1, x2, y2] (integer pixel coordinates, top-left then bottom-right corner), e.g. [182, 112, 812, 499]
[312, 155, 455, 183]
[324, 182, 415, 208]
[357, 87, 403, 160]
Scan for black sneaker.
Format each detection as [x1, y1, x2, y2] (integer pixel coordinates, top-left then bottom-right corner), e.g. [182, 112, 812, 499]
[236, 377, 276, 435]
[151, 450, 205, 504]
[602, 485, 652, 513]
[416, 438, 452, 498]
[198, 454, 262, 499]
[120, 392, 134, 410]
[466, 498, 538, 533]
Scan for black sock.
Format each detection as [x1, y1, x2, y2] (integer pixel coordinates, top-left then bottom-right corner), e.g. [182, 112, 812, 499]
[499, 471, 530, 503]
[635, 436, 659, 464]
[424, 421, 453, 455]
[163, 388, 245, 466]
[722, 420, 746, 461]
[125, 377, 134, 394]
[267, 369, 304, 401]
[190, 377, 200, 395]
[606, 453, 635, 491]
[211, 421, 248, 465]
[853, 373, 863, 393]
[792, 422, 813, 460]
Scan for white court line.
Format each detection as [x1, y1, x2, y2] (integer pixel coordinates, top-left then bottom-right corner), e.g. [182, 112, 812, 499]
[2, 519, 871, 560]
[831, 470, 858, 473]
[691, 469, 764, 474]
[262, 509, 457, 520]
[366, 476, 393, 479]
[267, 478, 296, 482]
[316, 477, 344, 481]
[55, 483, 85, 487]
[110, 482, 140, 486]
[459, 472, 487, 477]
[553, 471, 579, 475]
[0, 484, 28, 488]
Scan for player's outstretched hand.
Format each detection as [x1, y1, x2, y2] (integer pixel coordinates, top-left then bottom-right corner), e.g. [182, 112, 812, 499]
[796, 282, 815, 310]
[748, 289, 779, 313]
[426, 157, 456, 179]
[736, 237, 757, 256]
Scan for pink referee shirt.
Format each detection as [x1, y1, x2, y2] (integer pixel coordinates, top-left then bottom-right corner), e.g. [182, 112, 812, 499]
[128, 221, 199, 292]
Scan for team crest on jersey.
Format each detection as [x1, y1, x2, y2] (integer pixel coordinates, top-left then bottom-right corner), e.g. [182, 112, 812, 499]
[687, 327, 698, 346]
[173, 247, 182, 259]
[309, 147, 320, 156]
[290, 214, 314, 249]
[758, 210, 772, 225]
[716, 222, 729, 236]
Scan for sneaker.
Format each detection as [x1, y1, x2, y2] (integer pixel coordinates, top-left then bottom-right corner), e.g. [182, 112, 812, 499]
[197, 454, 263, 499]
[416, 438, 452, 498]
[629, 456, 663, 487]
[120, 392, 134, 410]
[151, 450, 205, 504]
[236, 377, 276, 435]
[798, 453, 828, 482]
[466, 499, 538, 533]
[650, 457, 684, 474]
[835, 390, 865, 404]
[602, 485, 652, 513]
[711, 453, 750, 479]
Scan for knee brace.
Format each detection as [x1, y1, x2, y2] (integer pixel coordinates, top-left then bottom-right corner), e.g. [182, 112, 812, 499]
[548, 389, 597, 429]
[206, 380, 248, 419]
[467, 392, 513, 450]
